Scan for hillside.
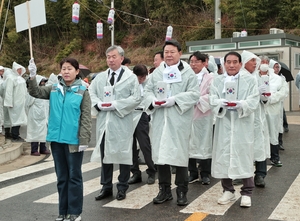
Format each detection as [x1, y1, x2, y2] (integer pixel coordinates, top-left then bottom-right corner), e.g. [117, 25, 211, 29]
[0, 0, 300, 76]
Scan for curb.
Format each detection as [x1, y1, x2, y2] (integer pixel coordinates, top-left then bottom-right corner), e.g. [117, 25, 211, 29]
[0, 141, 23, 165]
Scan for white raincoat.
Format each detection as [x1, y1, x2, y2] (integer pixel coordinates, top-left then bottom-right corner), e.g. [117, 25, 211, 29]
[144, 60, 200, 167]
[3, 62, 27, 128]
[189, 67, 214, 159]
[269, 59, 289, 134]
[209, 71, 259, 179]
[261, 69, 286, 145]
[89, 66, 141, 165]
[25, 75, 49, 142]
[133, 78, 149, 129]
[241, 50, 270, 161]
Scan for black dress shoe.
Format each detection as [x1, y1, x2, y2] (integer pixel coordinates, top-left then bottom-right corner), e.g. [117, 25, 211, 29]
[147, 174, 155, 185]
[254, 175, 265, 188]
[153, 187, 173, 204]
[116, 190, 126, 200]
[177, 191, 188, 206]
[128, 174, 142, 184]
[95, 189, 112, 201]
[201, 176, 210, 185]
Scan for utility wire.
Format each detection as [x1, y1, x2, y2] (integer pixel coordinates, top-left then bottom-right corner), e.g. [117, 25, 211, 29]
[0, 0, 10, 52]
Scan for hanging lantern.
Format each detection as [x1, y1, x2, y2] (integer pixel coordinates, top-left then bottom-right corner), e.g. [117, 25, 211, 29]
[72, 2, 80, 23]
[165, 25, 173, 41]
[107, 9, 115, 24]
[97, 21, 103, 39]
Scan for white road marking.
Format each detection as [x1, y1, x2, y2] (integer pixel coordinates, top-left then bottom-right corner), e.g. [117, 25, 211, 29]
[104, 168, 176, 209]
[0, 162, 100, 201]
[268, 173, 300, 221]
[35, 164, 148, 204]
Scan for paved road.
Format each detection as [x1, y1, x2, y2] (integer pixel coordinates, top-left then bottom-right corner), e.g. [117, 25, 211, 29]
[0, 112, 299, 221]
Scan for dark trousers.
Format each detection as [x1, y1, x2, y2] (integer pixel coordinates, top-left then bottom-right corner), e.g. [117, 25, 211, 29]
[157, 164, 188, 193]
[278, 133, 283, 146]
[283, 108, 288, 129]
[11, 126, 20, 139]
[131, 112, 156, 176]
[31, 142, 47, 153]
[221, 177, 254, 196]
[270, 144, 280, 161]
[254, 160, 267, 178]
[51, 142, 84, 215]
[188, 158, 211, 178]
[100, 134, 130, 192]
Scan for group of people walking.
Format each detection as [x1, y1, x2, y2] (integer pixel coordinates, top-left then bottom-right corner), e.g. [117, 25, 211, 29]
[0, 39, 289, 221]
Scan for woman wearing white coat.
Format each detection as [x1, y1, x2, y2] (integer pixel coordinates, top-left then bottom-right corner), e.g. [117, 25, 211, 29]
[25, 75, 50, 156]
[3, 62, 27, 141]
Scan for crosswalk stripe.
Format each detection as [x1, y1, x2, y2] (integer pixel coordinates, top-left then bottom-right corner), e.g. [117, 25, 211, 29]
[0, 161, 54, 183]
[103, 168, 176, 209]
[180, 181, 241, 215]
[268, 173, 300, 221]
[0, 162, 100, 201]
[35, 164, 147, 204]
[181, 165, 272, 215]
[0, 148, 94, 182]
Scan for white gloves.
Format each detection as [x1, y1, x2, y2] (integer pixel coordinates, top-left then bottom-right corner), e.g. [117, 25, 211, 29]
[260, 94, 269, 102]
[79, 145, 88, 151]
[152, 98, 163, 109]
[219, 99, 228, 107]
[97, 101, 116, 111]
[258, 84, 268, 94]
[161, 96, 175, 108]
[28, 58, 37, 78]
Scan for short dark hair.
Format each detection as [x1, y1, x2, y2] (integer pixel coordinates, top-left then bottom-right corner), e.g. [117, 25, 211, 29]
[121, 57, 131, 65]
[155, 51, 164, 59]
[163, 39, 181, 52]
[224, 51, 241, 63]
[60, 58, 79, 70]
[133, 64, 148, 77]
[189, 51, 206, 63]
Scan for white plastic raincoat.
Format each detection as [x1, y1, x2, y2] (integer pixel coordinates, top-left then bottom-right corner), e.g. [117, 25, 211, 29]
[241, 50, 270, 161]
[3, 62, 27, 128]
[89, 66, 141, 165]
[209, 71, 259, 179]
[25, 75, 49, 142]
[189, 68, 214, 159]
[261, 69, 286, 145]
[144, 60, 200, 167]
[269, 59, 289, 134]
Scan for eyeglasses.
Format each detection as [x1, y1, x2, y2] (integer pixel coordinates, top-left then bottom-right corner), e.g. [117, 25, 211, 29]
[189, 60, 202, 64]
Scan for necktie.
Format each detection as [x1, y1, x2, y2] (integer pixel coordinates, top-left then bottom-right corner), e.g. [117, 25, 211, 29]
[110, 72, 115, 86]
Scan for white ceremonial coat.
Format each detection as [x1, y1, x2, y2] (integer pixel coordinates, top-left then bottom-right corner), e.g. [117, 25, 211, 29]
[144, 60, 200, 167]
[25, 75, 49, 142]
[0, 74, 3, 128]
[209, 71, 259, 179]
[262, 70, 286, 145]
[189, 70, 214, 159]
[278, 75, 288, 134]
[251, 71, 271, 161]
[3, 62, 27, 128]
[133, 78, 149, 129]
[89, 66, 141, 165]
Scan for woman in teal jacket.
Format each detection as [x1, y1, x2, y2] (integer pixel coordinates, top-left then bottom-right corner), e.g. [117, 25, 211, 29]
[27, 58, 92, 221]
